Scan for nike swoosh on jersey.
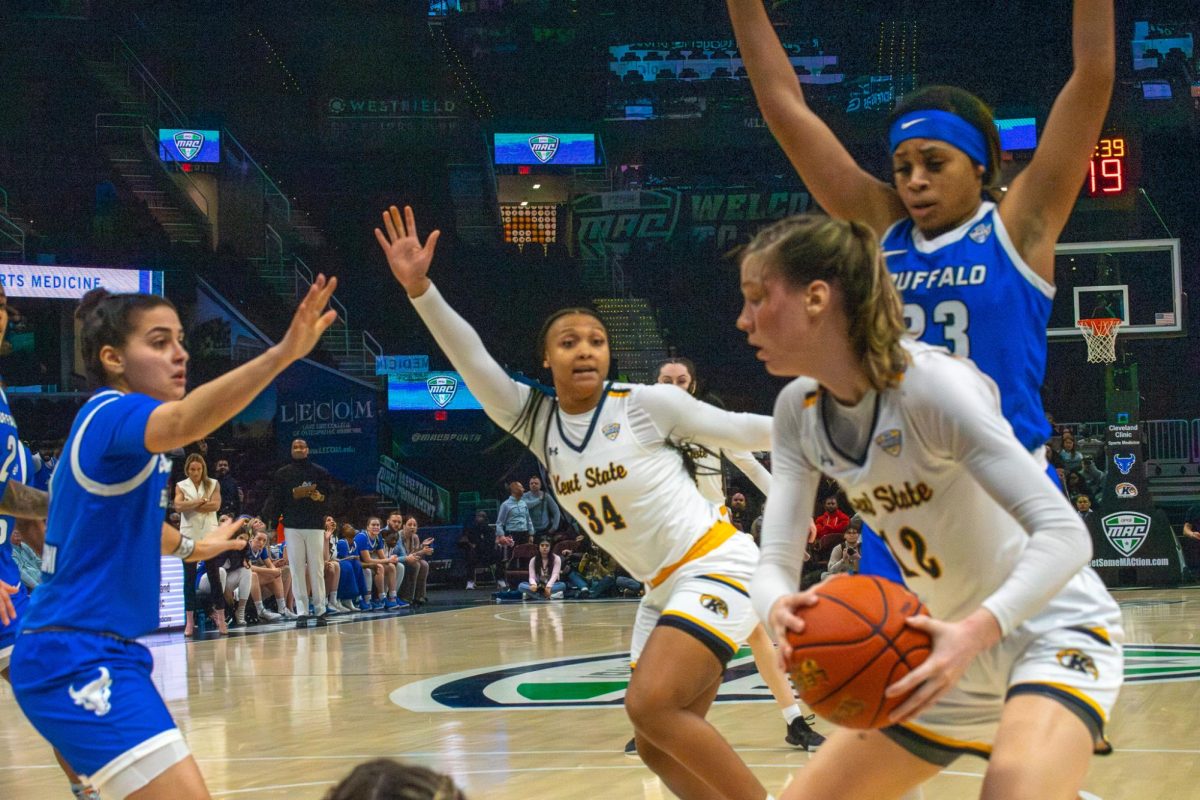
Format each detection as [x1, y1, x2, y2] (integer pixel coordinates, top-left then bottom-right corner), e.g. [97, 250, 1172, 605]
[899, 117, 926, 130]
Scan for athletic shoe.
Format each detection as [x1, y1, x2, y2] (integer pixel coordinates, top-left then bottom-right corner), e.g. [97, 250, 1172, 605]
[336, 600, 354, 612]
[384, 597, 400, 610]
[623, 737, 638, 758]
[497, 579, 509, 590]
[466, 580, 476, 589]
[259, 608, 282, 622]
[280, 607, 299, 619]
[785, 715, 825, 751]
[393, 598, 411, 609]
[372, 600, 385, 611]
[550, 591, 564, 599]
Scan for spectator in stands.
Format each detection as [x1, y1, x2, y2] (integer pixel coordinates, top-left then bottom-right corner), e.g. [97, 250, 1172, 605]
[1055, 467, 1070, 498]
[1065, 472, 1092, 505]
[322, 517, 348, 613]
[214, 458, 243, 517]
[175, 453, 226, 635]
[1082, 456, 1106, 497]
[813, 495, 850, 541]
[496, 480, 534, 544]
[355, 517, 402, 610]
[323, 758, 466, 800]
[1056, 431, 1085, 474]
[247, 528, 296, 618]
[520, 538, 564, 600]
[576, 543, 640, 598]
[10, 522, 43, 591]
[1182, 504, 1200, 579]
[459, 510, 504, 589]
[399, 516, 434, 606]
[524, 475, 561, 539]
[385, 511, 427, 602]
[260, 438, 333, 619]
[1075, 494, 1097, 525]
[728, 491, 756, 532]
[823, 516, 863, 579]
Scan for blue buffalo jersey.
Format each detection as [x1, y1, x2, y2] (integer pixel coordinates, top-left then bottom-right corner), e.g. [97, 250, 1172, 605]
[0, 387, 25, 592]
[353, 531, 383, 557]
[23, 390, 173, 640]
[882, 201, 1054, 451]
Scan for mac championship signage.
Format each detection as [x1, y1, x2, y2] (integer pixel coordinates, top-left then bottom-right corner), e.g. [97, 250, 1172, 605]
[1083, 424, 1180, 586]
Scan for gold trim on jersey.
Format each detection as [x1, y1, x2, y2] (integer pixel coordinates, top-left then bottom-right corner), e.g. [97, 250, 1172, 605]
[648, 520, 737, 589]
[660, 610, 738, 654]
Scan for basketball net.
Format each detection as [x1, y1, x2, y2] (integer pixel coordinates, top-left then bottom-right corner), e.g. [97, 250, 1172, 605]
[1077, 318, 1122, 364]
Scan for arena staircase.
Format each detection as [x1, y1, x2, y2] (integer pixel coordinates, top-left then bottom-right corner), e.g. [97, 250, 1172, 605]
[82, 39, 381, 382]
[0, 186, 30, 262]
[592, 297, 668, 384]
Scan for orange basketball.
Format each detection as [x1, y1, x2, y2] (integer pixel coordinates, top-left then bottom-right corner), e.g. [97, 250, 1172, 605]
[785, 574, 932, 729]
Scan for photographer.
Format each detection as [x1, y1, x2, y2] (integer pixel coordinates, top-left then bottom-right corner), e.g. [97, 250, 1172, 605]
[823, 515, 863, 579]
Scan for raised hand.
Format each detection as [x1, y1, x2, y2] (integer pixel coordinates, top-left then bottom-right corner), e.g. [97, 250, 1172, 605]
[0, 580, 18, 626]
[374, 205, 441, 298]
[277, 274, 339, 363]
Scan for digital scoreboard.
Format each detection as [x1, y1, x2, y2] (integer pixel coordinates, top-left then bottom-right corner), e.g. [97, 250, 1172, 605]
[1084, 136, 1130, 197]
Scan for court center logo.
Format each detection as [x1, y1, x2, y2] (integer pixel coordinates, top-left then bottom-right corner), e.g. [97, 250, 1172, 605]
[426, 375, 459, 408]
[173, 131, 205, 161]
[1102, 511, 1151, 557]
[529, 135, 559, 163]
[389, 642, 1200, 712]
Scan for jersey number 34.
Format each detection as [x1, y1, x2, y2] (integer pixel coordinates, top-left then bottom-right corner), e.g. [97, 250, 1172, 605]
[577, 495, 626, 536]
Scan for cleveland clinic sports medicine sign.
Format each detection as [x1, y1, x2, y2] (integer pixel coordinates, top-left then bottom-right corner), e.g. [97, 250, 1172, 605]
[0, 264, 164, 299]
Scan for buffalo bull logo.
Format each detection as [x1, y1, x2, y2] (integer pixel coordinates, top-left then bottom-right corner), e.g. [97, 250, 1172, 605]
[1057, 649, 1099, 680]
[529, 135, 560, 163]
[173, 130, 204, 161]
[1113, 453, 1136, 476]
[426, 375, 459, 408]
[68, 667, 113, 717]
[699, 593, 729, 618]
[1102, 511, 1151, 557]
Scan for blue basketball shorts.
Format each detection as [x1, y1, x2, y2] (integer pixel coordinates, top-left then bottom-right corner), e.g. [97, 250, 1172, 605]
[0, 583, 30, 672]
[10, 630, 189, 790]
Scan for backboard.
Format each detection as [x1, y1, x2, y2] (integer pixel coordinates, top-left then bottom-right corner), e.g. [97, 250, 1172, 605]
[1048, 239, 1182, 338]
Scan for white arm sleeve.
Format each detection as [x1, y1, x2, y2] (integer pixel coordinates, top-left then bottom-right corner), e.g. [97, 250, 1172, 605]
[409, 283, 531, 434]
[635, 383, 773, 452]
[723, 449, 772, 496]
[912, 360, 1092, 637]
[751, 382, 821, 626]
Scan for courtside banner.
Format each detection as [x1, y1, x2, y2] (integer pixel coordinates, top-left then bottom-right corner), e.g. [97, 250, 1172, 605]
[0, 264, 164, 299]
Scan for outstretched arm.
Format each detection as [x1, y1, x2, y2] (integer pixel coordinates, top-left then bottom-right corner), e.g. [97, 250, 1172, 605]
[1001, 0, 1114, 279]
[637, 383, 772, 454]
[376, 205, 531, 432]
[146, 277, 339, 453]
[0, 482, 47, 520]
[161, 518, 248, 563]
[723, 449, 772, 496]
[726, 0, 904, 234]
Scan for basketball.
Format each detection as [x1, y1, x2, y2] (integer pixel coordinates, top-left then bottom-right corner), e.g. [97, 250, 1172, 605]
[785, 575, 932, 729]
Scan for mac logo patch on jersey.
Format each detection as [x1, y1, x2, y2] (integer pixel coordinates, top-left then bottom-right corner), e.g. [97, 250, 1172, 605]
[426, 375, 459, 408]
[968, 221, 992, 243]
[1102, 511, 1151, 557]
[875, 429, 903, 456]
[602, 422, 621, 441]
[529, 135, 559, 163]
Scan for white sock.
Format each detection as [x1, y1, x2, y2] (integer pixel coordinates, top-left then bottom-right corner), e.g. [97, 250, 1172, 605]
[782, 704, 803, 724]
[255, 601, 266, 613]
[388, 591, 397, 599]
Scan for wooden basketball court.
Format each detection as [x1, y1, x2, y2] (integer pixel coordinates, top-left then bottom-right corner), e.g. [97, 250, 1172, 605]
[1, 587, 1198, 799]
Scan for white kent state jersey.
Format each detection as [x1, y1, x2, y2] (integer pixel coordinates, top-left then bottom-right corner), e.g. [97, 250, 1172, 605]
[759, 340, 1117, 635]
[408, 284, 773, 585]
[543, 385, 733, 582]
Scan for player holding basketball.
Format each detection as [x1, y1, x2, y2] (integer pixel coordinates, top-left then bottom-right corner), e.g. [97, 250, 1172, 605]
[377, 205, 776, 800]
[727, 0, 1115, 582]
[740, 214, 1122, 799]
[654, 357, 825, 751]
[9, 277, 338, 799]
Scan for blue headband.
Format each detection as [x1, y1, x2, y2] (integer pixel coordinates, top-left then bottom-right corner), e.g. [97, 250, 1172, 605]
[888, 109, 990, 168]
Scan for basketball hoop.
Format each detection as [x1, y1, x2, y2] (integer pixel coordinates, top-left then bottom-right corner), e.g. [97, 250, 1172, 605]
[1077, 318, 1122, 364]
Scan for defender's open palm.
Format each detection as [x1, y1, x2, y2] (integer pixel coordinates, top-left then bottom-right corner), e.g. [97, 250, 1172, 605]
[278, 275, 340, 362]
[375, 205, 441, 297]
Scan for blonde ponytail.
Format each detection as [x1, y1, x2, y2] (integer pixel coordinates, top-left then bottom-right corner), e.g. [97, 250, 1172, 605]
[742, 214, 909, 390]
